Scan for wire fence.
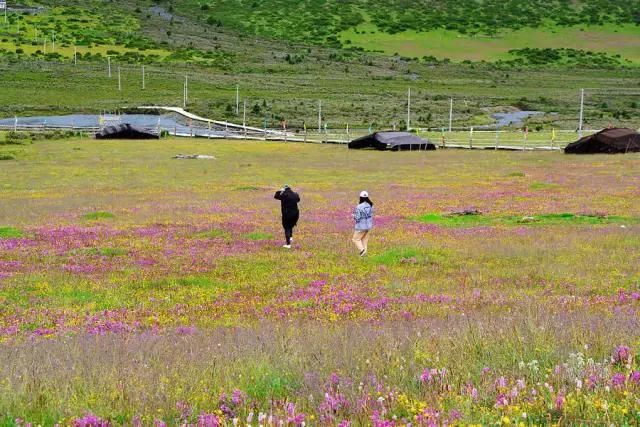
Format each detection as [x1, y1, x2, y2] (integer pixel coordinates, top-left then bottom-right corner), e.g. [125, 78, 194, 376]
[0, 120, 598, 150]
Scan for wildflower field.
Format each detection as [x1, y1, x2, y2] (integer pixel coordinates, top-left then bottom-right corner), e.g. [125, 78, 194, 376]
[1, 137, 640, 426]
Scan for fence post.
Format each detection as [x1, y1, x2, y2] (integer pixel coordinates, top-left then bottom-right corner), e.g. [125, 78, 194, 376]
[523, 127, 528, 151]
[495, 128, 499, 150]
[469, 127, 473, 149]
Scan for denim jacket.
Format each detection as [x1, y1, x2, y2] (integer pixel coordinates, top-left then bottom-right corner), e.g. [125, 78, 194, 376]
[353, 202, 374, 231]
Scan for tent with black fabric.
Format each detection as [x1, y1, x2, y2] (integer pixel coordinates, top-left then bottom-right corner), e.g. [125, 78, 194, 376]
[564, 128, 640, 154]
[95, 124, 159, 140]
[348, 131, 436, 151]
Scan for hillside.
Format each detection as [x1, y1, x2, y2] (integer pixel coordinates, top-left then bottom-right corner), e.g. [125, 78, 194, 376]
[173, 0, 640, 63]
[0, 0, 639, 129]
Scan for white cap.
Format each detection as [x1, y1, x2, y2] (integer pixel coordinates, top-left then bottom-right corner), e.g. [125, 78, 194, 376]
[360, 191, 369, 198]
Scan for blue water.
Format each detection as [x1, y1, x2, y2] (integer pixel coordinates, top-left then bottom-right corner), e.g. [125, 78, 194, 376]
[0, 114, 235, 137]
[492, 111, 544, 127]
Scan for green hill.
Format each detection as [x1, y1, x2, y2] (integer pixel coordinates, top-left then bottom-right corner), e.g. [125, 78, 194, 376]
[176, 0, 640, 63]
[0, 0, 639, 129]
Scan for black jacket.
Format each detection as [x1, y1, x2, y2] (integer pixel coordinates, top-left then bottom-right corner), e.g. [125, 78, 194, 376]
[274, 188, 300, 218]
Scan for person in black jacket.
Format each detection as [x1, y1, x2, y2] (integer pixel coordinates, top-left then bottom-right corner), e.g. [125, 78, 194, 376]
[274, 185, 300, 249]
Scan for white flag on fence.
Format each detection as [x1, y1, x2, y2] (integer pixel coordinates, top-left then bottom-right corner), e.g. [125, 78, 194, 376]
[0, 2, 7, 10]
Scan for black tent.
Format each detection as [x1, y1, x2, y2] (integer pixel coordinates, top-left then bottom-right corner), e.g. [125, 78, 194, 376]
[348, 131, 436, 151]
[95, 124, 159, 140]
[564, 128, 640, 154]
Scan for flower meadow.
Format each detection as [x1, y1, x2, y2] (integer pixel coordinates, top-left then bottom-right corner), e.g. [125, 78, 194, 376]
[0, 138, 640, 425]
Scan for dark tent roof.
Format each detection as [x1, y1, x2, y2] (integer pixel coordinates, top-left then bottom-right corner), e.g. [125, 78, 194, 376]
[95, 124, 159, 140]
[565, 128, 640, 154]
[348, 131, 436, 151]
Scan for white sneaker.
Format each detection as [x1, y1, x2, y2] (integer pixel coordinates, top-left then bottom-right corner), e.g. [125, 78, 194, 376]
[283, 244, 291, 249]
[360, 250, 367, 257]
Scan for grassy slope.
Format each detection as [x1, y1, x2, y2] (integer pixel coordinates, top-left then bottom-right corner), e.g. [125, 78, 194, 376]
[340, 23, 640, 62]
[0, 0, 639, 129]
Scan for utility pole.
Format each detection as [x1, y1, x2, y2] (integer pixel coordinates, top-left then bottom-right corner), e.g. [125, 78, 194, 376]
[318, 100, 322, 133]
[243, 99, 246, 128]
[235, 84, 239, 115]
[448, 98, 453, 132]
[243, 99, 247, 139]
[578, 88, 585, 138]
[407, 87, 411, 131]
[183, 75, 188, 108]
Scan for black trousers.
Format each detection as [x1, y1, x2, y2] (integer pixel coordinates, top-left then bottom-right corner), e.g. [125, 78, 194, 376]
[282, 213, 299, 245]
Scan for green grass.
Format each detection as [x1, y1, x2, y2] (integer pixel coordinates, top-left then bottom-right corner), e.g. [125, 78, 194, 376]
[368, 247, 423, 265]
[243, 363, 300, 401]
[0, 226, 24, 239]
[413, 212, 636, 227]
[512, 213, 630, 226]
[412, 213, 494, 228]
[79, 247, 128, 257]
[234, 185, 262, 191]
[82, 211, 115, 220]
[340, 23, 640, 63]
[530, 182, 559, 190]
[196, 229, 231, 239]
[244, 232, 274, 241]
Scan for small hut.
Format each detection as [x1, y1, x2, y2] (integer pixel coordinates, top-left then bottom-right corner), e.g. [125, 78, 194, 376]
[95, 124, 159, 140]
[564, 128, 640, 154]
[349, 131, 435, 151]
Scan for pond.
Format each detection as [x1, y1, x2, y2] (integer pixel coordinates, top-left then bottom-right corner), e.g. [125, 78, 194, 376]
[492, 110, 544, 127]
[0, 114, 237, 138]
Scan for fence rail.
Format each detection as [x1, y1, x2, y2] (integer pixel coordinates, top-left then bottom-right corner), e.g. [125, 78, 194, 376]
[0, 123, 599, 151]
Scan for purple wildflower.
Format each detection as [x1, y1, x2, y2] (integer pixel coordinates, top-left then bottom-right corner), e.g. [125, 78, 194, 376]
[611, 373, 626, 388]
[613, 345, 631, 364]
[231, 389, 244, 406]
[555, 394, 565, 411]
[495, 393, 508, 408]
[72, 413, 111, 427]
[176, 401, 192, 421]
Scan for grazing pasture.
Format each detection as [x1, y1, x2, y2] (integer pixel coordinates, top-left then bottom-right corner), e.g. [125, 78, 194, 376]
[0, 138, 639, 425]
[340, 23, 640, 63]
